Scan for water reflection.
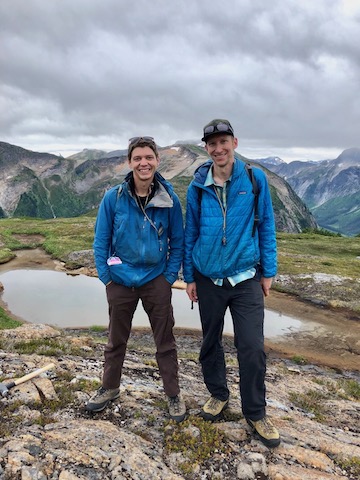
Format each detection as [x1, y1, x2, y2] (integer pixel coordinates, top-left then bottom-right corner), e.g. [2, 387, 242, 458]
[0, 269, 303, 338]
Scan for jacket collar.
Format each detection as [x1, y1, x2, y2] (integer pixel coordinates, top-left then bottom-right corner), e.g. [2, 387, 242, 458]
[194, 157, 245, 187]
[124, 171, 173, 208]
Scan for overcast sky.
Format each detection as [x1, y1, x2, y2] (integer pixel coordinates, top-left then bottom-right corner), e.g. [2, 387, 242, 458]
[1, 0, 359, 162]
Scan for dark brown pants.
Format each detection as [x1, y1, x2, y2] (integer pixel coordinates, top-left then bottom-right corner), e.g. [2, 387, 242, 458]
[102, 274, 180, 397]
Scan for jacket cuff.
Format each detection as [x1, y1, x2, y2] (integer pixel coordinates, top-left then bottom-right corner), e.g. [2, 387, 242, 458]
[163, 272, 177, 285]
[100, 275, 112, 286]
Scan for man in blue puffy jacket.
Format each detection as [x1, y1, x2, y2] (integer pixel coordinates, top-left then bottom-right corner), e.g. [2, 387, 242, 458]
[184, 119, 280, 447]
[87, 136, 186, 422]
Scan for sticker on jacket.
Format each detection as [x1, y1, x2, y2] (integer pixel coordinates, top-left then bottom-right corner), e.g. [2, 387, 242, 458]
[107, 256, 122, 266]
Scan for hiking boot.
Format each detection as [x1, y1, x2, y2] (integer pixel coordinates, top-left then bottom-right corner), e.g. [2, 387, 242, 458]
[86, 387, 120, 412]
[168, 395, 186, 422]
[246, 416, 281, 448]
[201, 396, 229, 421]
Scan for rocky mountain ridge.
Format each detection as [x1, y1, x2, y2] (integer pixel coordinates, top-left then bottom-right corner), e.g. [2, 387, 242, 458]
[0, 141, 317, 233]
[254, 148, 360, 236]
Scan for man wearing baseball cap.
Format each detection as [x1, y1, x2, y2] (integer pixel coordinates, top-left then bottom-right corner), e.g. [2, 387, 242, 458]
[184, 119, 280, 448]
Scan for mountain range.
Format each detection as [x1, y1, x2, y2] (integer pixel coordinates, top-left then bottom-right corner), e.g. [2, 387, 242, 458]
[252, 148, 360, 236]
[1, 140, 348, 235]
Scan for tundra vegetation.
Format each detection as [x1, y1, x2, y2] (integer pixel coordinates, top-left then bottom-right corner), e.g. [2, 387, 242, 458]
[0, 216, 359, 324]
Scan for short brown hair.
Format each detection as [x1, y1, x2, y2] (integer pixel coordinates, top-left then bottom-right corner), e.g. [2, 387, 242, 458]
[128, 137, 159, 160]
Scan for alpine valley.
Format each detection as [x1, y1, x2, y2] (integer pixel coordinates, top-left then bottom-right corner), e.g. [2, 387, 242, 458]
[1, 141, 358, 236]
[252, 148, 360, 236]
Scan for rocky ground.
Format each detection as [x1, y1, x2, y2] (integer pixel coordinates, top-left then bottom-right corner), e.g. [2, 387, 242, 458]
[0, 323, 359, 480]
[0, 248, 360, 479]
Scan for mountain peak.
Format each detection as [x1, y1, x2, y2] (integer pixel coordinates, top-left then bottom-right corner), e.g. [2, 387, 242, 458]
[337, 147, 360, 163]
[253, 156, 285, 166]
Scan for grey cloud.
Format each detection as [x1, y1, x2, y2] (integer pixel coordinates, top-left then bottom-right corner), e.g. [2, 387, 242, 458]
[1, 0, 359, 160]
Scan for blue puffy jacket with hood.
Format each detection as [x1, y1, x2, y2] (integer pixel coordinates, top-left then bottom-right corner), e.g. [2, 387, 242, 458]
[93, 171, 184, 288]
[183, 157, 277, 283]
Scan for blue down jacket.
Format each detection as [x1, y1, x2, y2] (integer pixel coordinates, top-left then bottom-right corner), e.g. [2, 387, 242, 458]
[93, 172, 184, 288]
[183, 158, 277, 283]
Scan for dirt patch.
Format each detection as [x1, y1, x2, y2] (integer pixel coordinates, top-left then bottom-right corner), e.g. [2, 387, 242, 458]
[1, 248, 359, 372]
[0, 247, 60, 271]
[12, 233, 46, 245]
[265, 291, 360, 371]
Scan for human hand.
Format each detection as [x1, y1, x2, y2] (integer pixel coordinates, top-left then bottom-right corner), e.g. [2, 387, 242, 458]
[186, 282, 198, 302]
[260, 277, 273, 297]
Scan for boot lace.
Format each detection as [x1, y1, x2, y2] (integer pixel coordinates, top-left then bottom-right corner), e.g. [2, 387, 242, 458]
[169, 396, 181, 413]
[94, 387, 107, 399]
[208, 397, 222, 410]
[259, 417, 276, 434]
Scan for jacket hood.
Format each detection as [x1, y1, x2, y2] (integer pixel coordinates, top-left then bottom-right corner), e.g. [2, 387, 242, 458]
[193, 160, 212, 186]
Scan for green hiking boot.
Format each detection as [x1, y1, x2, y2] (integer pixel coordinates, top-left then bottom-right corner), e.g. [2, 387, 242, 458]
[201, 396, 229, 421]
[86, 387, 120, 412]
[246, 416, 281, 448]
[168, 395, 186, 422]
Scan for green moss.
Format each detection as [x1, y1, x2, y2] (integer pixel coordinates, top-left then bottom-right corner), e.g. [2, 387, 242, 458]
[7, 338, 90, 358]
[153, 398, 168, 410]
[0, 400, 24, 437]
[338, 379, 360, 400]
[13, 339, 66, 355]
[0, 306, 23, 329]
[89, 325, 107, 333]
[178, 351, 199, 361]
[291, 355, 307, 365]
[144, 359, 157, 368]
[0, 247, 16, 264]
[289, 389, 328, 422]
[164, 415, 228, 474]
[334, 456, 360, 478]
[74, 378, 101, 393]
[313, 378, 360, 401]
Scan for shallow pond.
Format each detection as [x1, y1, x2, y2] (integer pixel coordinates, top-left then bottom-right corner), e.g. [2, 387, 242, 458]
[0, 269, 306, 338]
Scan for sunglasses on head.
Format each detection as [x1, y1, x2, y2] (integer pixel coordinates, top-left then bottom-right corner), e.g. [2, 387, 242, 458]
[203, 122, 234, 136]
[128, 136, 155, 145]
